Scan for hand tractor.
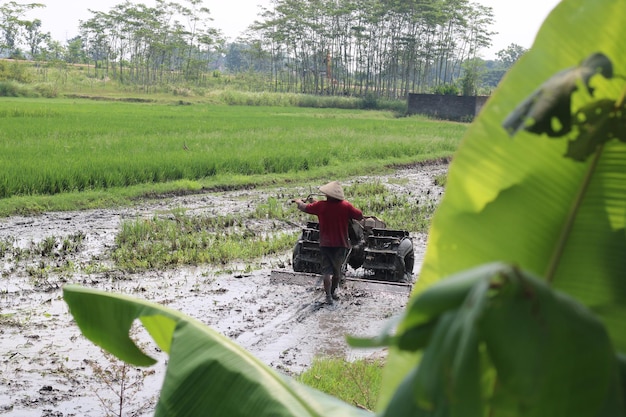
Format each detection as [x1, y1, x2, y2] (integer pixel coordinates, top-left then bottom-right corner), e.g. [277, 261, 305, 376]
[291, 216, 415, 283]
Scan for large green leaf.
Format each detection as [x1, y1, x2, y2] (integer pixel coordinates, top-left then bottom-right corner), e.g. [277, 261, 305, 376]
[381, 0, 626, 409]
[371, 263, 624, 417]
[63, 285, 372, 417]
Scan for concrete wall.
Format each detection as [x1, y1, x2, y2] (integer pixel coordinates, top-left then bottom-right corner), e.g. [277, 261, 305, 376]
[407, 94, 489, 121]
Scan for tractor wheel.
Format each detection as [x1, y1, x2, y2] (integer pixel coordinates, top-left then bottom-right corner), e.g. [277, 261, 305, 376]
[394, 238, 415, 282]
[292, 242, 305, 272]
[348, 243, 365, 270]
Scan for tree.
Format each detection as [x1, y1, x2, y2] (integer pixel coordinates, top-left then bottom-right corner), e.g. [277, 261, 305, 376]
[23, 18, 48, 59]
[483, 43, 529, 88]
[0, 1, 44, 57]
[459, 57, 486, 95]
[496, 42, 527, 69]
[41, 38, 64, 62]
[65, 36, 87, 64]
[79, 13, 109, 78]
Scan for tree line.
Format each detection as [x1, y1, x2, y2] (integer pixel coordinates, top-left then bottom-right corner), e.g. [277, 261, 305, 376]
[0, 0, 525, 97]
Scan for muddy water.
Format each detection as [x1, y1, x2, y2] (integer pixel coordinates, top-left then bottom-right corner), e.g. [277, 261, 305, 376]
[0, 164, 446, 416]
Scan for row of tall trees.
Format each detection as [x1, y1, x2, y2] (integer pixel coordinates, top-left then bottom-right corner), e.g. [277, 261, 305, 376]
[77, 0, 225, 87]
[0, 0, 508, 97]
[247, 0, 495, 98]
[0, 0, 226, 87]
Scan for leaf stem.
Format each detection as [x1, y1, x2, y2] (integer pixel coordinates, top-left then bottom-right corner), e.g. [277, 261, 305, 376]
[545, 145, 603, 283]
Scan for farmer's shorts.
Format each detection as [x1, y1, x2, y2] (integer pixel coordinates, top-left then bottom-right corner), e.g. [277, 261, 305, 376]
[319, 247, 348, 276]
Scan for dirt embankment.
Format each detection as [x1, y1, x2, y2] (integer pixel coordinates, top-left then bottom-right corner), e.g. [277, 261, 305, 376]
[0, 163, 447, 417]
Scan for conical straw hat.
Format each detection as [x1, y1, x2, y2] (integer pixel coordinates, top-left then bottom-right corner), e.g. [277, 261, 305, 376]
[319, 181, 345, 200]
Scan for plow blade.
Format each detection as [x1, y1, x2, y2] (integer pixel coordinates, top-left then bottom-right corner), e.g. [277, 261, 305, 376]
[269, 269, 412, 295]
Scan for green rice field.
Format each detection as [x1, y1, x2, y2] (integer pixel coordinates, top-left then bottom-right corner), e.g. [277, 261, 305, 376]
[0, 98, 466, 202]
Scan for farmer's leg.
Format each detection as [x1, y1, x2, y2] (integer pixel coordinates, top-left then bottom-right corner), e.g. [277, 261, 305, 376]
[330, 248, 347, 300]
[319, 247, 335, 304]
[323, 274, 333, 301]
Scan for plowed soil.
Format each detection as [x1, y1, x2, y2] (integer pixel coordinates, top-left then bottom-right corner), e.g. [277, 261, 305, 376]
[0, 162, 447, 416]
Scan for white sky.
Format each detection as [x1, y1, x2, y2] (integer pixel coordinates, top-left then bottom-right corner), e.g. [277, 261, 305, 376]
[28, 0, 562, 60]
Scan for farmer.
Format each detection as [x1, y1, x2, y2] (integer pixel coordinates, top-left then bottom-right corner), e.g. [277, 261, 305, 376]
[292, 181, 363, 305]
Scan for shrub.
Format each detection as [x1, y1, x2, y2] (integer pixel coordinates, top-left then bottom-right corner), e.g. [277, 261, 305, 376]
[0, 80, 30, 97]
[34, 83, 58, 98]
[360, 92, 378, 109]
[431, 83, 460, 95]
[0, 60, 33, 83]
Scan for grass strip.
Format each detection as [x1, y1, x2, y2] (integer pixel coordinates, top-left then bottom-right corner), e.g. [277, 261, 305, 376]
[296, 356, 385, 411]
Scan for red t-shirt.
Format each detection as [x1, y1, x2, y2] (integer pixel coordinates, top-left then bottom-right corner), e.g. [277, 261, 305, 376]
[305, 199, 363, 248]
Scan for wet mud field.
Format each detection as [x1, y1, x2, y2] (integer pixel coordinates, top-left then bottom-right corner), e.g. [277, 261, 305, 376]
[0, 163, 446, 416]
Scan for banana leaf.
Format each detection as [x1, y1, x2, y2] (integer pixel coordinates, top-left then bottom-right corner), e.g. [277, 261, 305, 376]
[354, 262, 624, 417]
[380, 0, 626, 408]
[63, 285, 372, 417]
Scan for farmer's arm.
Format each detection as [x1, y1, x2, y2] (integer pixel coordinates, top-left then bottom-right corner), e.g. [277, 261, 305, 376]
[350, 203, 363, 221]
[292, 199, 308, 212]
[293, 197, 320, 213]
